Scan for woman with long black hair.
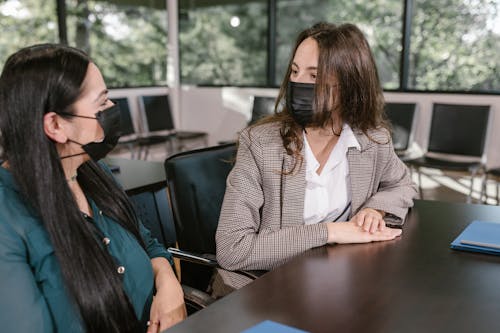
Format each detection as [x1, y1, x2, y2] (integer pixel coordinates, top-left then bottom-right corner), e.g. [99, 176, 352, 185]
[0, 44, 185, 333]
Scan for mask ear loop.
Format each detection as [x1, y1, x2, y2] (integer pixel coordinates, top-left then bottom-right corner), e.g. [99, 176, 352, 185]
[60, 138, 88, 159]
[60, 152, 87, 159]
[57, 111, 104, 159]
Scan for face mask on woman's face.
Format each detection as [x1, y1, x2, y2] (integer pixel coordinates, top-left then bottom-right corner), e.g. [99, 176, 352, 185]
[60, 103, 122, 161]
[286, 81, 315, 127]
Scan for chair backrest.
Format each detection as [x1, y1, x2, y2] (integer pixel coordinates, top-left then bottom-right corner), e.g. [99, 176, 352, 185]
[249, 96, 276, 125]
[385, 102, 417, 151]
[128, 188, 177, 248]
[139, 94, 175, 133]
[164, 143, 237, 290]
[113, 97, 135, 136]
[427, 103, 490, 157]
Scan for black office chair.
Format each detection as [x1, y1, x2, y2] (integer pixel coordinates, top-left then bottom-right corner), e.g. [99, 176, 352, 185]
[164, 143, 262, 298]
[249, 96, 276, 125]
[385, 102, 417, 160]
[406, 103, 490, 203]
[128, 188, 176, 249]
[107, 158, 213, 313]
[138, 94, 208, 159]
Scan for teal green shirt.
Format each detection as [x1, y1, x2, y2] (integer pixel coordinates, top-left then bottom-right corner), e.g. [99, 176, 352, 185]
[0, 166, 172, 332]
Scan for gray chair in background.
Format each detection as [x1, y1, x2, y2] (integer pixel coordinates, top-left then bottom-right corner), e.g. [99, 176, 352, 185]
[249, 95, 276, 125]
[483, 168, 500, 204]
[385, 102, 417, 161]
[405, 103, 490, 203]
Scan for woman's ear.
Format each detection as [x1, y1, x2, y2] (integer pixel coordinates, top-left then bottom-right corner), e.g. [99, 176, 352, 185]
[43, 112, 68, 143]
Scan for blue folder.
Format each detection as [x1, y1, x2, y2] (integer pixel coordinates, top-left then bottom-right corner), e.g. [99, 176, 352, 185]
[241, 320, 309, 333]
[450, 220, 500, 255]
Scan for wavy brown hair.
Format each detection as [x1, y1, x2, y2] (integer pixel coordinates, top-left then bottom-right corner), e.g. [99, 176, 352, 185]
[256, 22, 388, 173]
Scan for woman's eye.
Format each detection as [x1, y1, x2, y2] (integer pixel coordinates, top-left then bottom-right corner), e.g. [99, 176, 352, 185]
[311, 73, 317, 80]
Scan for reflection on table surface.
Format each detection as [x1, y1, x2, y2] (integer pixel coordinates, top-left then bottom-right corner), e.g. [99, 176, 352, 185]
[164, 200, 500, 333]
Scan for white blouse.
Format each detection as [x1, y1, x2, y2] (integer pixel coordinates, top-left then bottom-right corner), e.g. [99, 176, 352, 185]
[303, 124, 361, 225]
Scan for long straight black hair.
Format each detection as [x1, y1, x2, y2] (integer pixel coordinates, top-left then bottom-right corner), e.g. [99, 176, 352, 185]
[0, 44, 144, 332]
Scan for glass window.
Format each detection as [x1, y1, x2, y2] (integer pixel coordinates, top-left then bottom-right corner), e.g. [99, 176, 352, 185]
[179, 0, 268, 86]
[409, 0, 500, 92]
[276, 0, 403, 89]
[0, 0, 58, 70]
[65, 0, 168, 87]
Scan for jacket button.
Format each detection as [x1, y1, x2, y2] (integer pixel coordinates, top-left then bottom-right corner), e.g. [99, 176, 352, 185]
[102, 237, 110, 245]
[117, 266, 125, 274]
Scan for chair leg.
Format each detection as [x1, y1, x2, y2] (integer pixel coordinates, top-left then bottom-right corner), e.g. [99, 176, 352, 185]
[480, 173, 487, 204]
[417, 167, 424, 200]
[467, 170, 477, 204]
[127, 143, 136, 159]
[496, 182, 499, 205]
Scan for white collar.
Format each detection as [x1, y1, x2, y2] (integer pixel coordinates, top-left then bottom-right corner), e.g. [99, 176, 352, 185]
[304, 123, 360, 175]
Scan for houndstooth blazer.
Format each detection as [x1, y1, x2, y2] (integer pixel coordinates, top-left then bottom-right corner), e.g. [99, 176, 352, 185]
[216, 121, 418, 273]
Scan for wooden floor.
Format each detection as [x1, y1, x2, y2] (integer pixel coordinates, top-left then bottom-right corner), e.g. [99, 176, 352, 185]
[413, 168, 499, 205]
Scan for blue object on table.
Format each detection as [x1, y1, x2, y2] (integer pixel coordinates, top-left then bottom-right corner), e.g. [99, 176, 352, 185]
[241, 320, 309, 333]
[450, 220, 500, 255]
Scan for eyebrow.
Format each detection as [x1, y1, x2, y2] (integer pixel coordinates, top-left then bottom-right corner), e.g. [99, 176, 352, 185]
[291, 62, 317, 71]
[93, 89, 109, 103]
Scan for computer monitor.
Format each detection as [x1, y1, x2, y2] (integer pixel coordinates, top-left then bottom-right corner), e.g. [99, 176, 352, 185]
[112, 97, 135, 136]
[139, 94, 174, 132]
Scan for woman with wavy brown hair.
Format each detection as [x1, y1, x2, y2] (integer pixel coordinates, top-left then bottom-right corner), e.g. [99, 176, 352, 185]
[215, 22, 418, 293]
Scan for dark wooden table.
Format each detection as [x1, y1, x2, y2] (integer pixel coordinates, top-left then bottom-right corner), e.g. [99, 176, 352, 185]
[104, 157, 166, 195]
[165, 200, 500, 333]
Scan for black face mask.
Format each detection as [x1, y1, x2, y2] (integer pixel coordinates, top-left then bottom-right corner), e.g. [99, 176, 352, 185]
[60, 103, 122, 161]
[286, 81, 315, 127]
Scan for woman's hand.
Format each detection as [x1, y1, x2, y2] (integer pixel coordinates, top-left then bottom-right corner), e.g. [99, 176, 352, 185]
[147, 258, 187, 333]
[351, 208, 386, 233]
[326, 220, 401, 244]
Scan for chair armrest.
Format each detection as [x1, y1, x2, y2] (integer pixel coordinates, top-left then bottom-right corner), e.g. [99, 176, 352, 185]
[236, 270, 267, 280]
[168, 247, 218, 267]
[181, 284, 216, 311]
[168, 247, 267, 280]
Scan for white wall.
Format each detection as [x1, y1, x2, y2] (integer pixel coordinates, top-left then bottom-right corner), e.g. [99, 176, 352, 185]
[110, 86, 500, 167]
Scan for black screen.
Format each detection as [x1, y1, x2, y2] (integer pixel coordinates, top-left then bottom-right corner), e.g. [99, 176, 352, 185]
[113, 97, 135, 136]
[141, 94, 174, 132]
[428, 103, 490, 156]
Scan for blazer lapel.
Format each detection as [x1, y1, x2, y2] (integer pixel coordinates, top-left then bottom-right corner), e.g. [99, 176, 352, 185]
[347, 144, 376, 216]
[280, 152, 306, 228]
